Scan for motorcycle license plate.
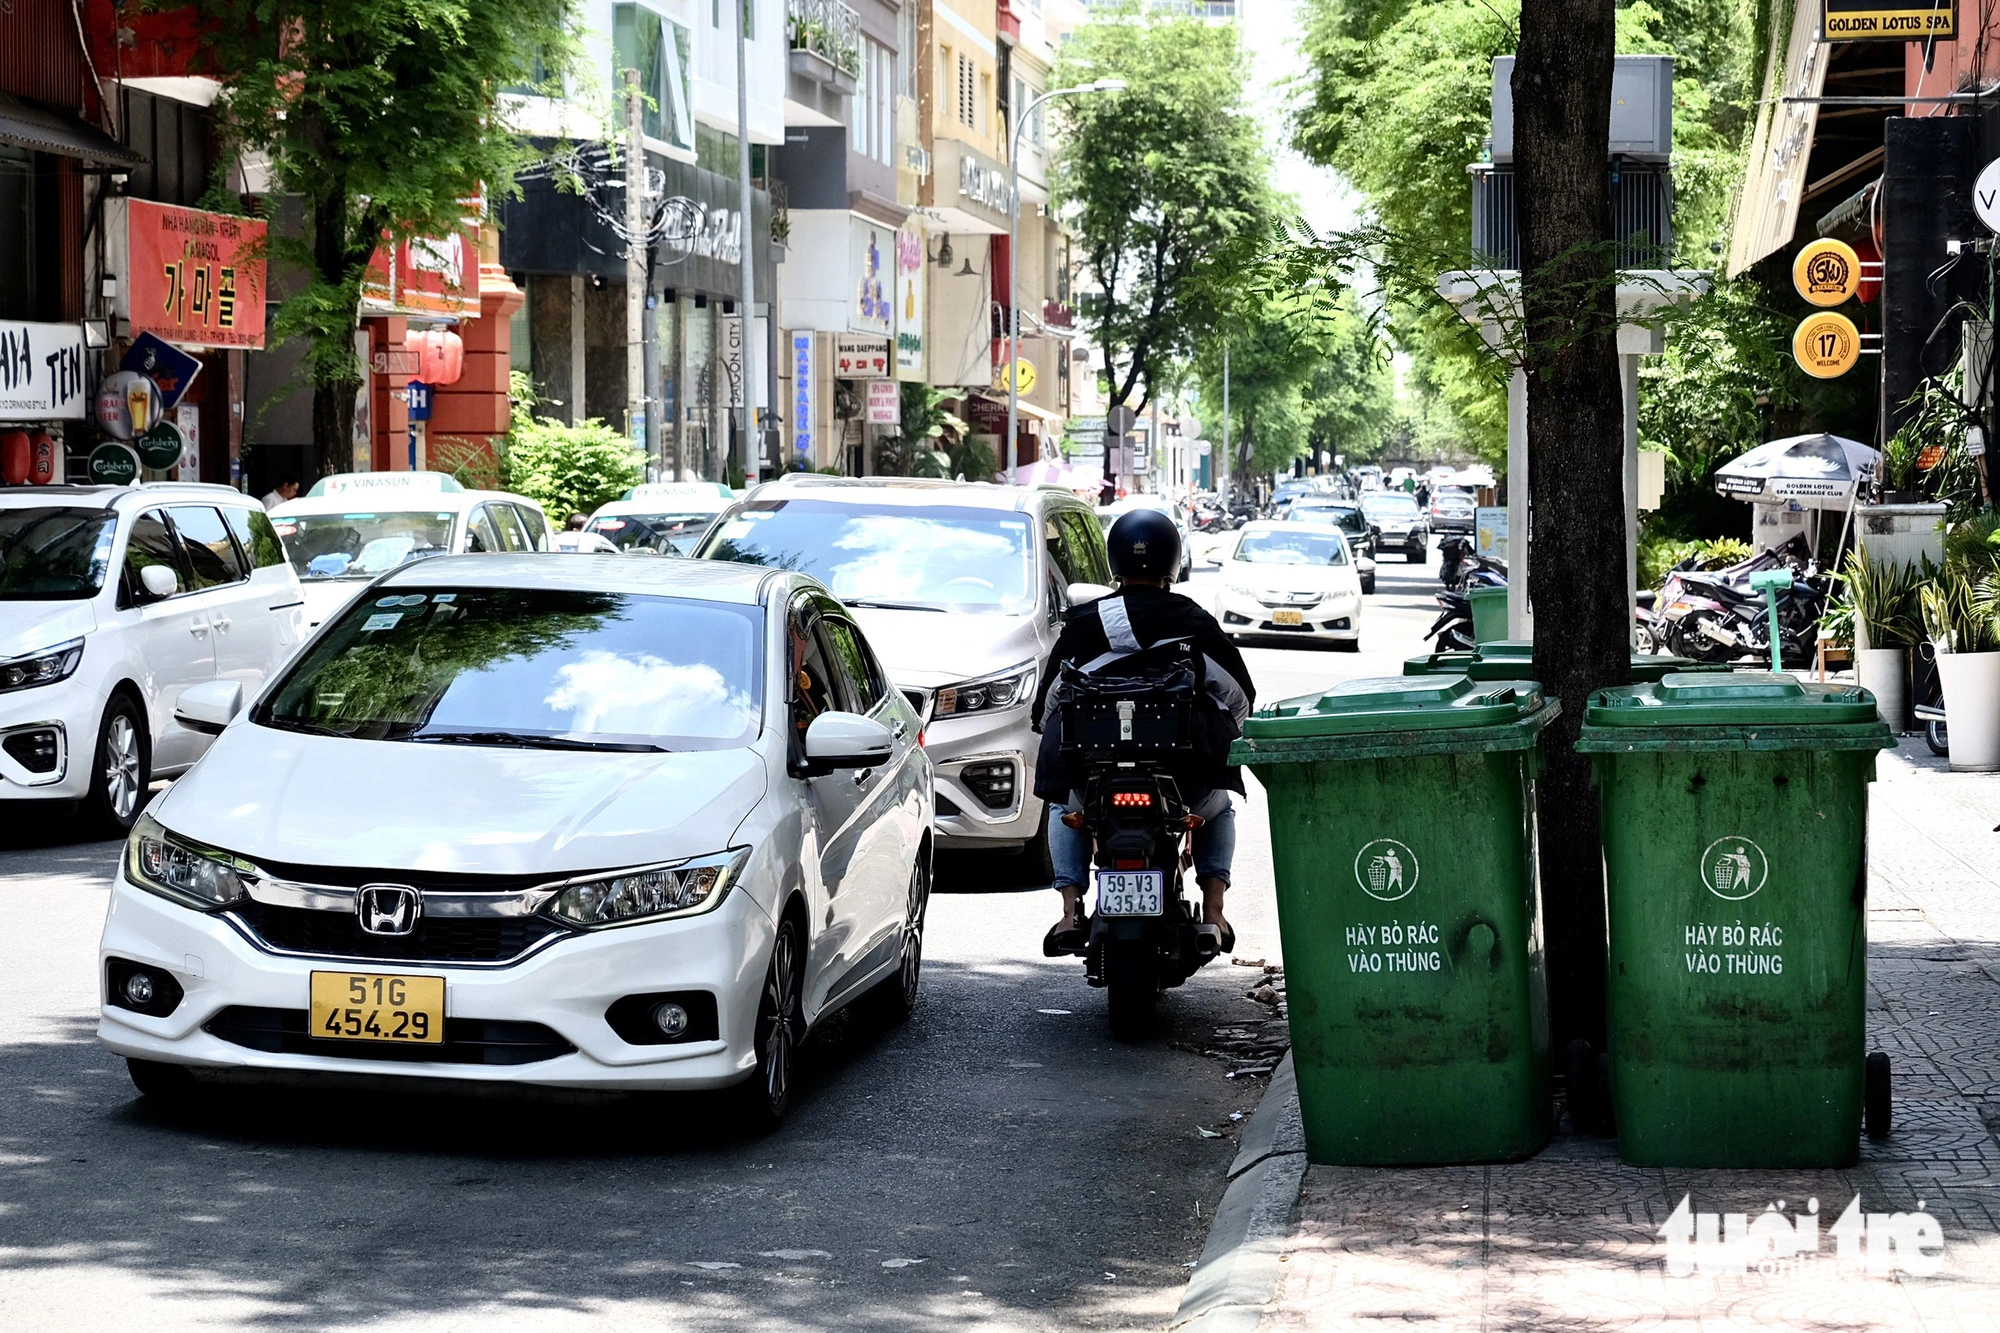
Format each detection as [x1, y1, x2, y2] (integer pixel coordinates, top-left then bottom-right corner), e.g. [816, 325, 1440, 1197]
[1096, 870, 1165, 917]
[1272, 609, 1304, 626]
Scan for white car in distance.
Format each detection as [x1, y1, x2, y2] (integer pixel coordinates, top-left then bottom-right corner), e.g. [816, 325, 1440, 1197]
[1, 484, 304, 833]
[1212, 521, 1364, 650]
[96, 555, 931, 1127]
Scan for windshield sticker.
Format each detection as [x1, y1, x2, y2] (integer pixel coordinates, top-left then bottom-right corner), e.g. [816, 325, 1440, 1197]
[360, 613, 403, 632]
[433, 593, 455, 602]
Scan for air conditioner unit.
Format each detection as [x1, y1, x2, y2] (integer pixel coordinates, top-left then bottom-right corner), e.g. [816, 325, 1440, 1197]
[1471, 161, 1673, 271]
[1490, 54, 1674, 163]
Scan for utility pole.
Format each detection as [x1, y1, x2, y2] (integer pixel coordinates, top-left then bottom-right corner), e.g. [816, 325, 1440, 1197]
[735, 0, 758, 485]
[623, 69, 648, 475]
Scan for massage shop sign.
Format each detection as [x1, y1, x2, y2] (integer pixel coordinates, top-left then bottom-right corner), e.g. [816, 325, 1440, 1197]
[108, 199, 269, 349]
[1823, 0, 1955, 40]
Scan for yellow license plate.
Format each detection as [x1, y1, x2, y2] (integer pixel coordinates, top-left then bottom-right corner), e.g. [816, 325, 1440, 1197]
[1272, 609, 1304, 626]
[309, 971, 445, 1045]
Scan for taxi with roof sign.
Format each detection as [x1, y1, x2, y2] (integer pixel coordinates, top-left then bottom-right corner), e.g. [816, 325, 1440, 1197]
[268, 472, 555, 629]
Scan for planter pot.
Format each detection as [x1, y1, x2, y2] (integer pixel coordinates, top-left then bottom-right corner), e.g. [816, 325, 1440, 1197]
[1934, 649, 2000, 772]
[830, 65, 858, 94]
[789, 47, 837, 84]
[1856, 647, 1909, 731]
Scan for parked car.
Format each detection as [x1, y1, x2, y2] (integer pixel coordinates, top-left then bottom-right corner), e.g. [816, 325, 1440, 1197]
[1212, 521, 1364, 650]
[1, 483, 305, 833]
[1283, 500, 1375, 592]
[697, 475, 1110, 876]
[551, 529, 624, 554]
[269, 471, 554, 630]
[1427, 490, 1477, 535]
[587, 480, 737, 556]
[1359, 491, 1430, 563]
[97, 554, 930, 1127]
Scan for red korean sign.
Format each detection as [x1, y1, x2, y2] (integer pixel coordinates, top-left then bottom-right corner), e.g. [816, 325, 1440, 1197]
[117, 200, 268, 349]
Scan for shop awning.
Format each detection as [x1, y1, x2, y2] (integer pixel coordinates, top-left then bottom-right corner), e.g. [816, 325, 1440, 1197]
[1725, 2, 1827, 278]
[0, 101, 147, 168]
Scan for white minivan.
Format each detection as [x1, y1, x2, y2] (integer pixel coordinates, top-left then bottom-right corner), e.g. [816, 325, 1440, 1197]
[0, 483, 305, 833]
[269, 471, 555, 629]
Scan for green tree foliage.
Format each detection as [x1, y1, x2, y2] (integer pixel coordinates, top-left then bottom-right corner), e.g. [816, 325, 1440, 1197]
[505, 417, 646, 521]
[1052, 6, 1278, 412]
[192, 0, 576, 474]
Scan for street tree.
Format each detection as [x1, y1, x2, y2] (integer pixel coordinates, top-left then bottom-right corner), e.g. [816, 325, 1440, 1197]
[1514, 0, 1626, 1049]
[192, 0, 575, 475]
[1052, 6, 1276, 414]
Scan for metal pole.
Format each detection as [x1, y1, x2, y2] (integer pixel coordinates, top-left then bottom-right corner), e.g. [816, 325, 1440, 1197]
[1221, 339, 1230, 497]
[623, 69, 647, 475]
[735, 0, 757, 486]
[1007, 82, 1122, 472]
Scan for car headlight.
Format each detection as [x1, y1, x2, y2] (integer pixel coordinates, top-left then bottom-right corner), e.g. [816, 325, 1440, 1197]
[126, 812, 253, 910]
[0, 638, 83, 694]
[932, 663, 1035, 719]
[543, 848, 750, 929]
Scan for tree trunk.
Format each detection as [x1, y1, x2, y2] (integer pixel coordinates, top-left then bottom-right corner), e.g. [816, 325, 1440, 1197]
[312, 187, 359, 477]
[1514, 0, 1626, 1051]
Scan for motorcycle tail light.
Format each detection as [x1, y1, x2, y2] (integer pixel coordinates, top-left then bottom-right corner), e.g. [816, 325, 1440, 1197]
[1113, 859, 1148, 870]
[1111, 791, 1153, 808]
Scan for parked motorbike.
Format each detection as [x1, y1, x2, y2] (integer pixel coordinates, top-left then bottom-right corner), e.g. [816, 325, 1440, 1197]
[1056, 650, 1224, 1039]
[1438, 535, 1508, 591]
[1425, 589, 1478, 652]
[1649, 537, 1827, 668]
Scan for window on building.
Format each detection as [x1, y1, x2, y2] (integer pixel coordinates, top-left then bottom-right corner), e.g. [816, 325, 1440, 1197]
[979, 73, 990, 135]
[958, 54, 976, 128]
[854, 38, 893, 167]
[614, 2, 696, 153]
[899, 6, 917, 98]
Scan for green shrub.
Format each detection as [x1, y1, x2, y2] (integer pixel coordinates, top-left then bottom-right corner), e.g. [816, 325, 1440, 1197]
[504, 417, 645, 521]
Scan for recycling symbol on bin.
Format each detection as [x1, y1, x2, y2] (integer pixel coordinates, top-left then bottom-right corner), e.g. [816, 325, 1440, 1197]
[1354, 838, 1419, 902]
[1700, 835, 1769, 901]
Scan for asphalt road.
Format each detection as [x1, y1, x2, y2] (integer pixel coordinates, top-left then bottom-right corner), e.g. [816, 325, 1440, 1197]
[0, 541, 1445, 1332]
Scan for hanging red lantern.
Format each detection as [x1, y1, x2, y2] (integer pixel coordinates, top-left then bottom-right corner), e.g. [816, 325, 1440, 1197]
[0, 430, 30, 485]
[28, 430, 56, 484]
[411, 329, 464, 386]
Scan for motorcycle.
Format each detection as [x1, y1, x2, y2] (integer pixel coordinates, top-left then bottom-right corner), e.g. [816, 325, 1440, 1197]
[1438, 535, 1508, 592]
[1055, 650, 1225, 1039]
[1425, 589, 1478, 652]
[1649, 537, 1827, 668]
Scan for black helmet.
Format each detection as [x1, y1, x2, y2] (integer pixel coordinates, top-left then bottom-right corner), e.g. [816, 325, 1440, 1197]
[1106, 508, 1181, 581]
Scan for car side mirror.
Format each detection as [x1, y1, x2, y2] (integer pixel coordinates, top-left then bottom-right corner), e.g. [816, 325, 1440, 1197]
[139, 564, 180, 599]
[175, 679, 243, 736]
[1066, 581, 1112, 607]
[803, 711, 893, 774]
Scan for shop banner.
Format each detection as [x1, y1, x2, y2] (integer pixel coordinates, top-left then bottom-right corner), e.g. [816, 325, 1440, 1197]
[866, 379, 900, 424]
[834, 333, 891, 378]
[0, 321, 87, 420]
[1824, 0, 1954, 40]
[790, 331, 816, 464]
[361, 219, 483, 319]
[895, 227, 927, 380]
[113, 199, 268, 348]
[850, 220, 895, 338]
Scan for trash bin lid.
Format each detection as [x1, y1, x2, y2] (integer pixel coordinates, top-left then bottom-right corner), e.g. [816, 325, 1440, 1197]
[1583, 671, 1882, 727]
[1464, 640, 1719, 682]
[1402, 650, 1476, 676]
[1244, 675, 1546, 739]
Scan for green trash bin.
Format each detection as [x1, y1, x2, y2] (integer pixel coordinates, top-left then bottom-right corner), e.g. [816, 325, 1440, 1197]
[1232, 676, 1559, 1165]
[1467, 585, 1509, 643]
[1403, 641, 1723, 682]
[1575, 672, 1896, 1168]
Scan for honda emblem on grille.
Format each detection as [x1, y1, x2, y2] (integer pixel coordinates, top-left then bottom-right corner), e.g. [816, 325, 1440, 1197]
[356, 885, 422, 936]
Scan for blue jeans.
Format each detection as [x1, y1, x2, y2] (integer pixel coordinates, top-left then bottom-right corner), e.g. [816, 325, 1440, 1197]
[1048, 792, 1237, 890]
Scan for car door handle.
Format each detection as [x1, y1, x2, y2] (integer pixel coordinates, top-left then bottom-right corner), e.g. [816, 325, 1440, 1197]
[853, 767, 874, 787]
[212, 616, 231, 633]
[189, 622, 209, 637]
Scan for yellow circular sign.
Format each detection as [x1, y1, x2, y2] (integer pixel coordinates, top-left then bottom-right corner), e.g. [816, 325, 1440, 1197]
[1792, 238, 1861, 307]
[1792, 311, 1861, 379]
[996, 358, 1036, 395]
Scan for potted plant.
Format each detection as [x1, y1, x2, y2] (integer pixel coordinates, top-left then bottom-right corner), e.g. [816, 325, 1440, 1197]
[1838, 550, 1921, 730]
[1918, 542, 2000, 771]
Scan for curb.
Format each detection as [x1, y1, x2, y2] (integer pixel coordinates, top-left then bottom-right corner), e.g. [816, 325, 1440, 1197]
[1170, 1052, 1308, 1333]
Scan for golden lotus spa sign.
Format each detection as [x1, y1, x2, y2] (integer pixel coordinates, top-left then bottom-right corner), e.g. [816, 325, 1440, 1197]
[1823, 0, 1954, 41]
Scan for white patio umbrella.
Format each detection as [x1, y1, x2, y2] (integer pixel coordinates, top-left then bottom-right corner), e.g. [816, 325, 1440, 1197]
[1713, 433, 1881, 510]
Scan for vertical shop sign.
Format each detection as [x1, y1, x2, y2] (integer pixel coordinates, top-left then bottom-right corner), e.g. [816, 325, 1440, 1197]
[790, 332, 815, 465]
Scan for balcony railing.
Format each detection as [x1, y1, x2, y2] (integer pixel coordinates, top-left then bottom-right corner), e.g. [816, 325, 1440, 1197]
[787, 0, 862, 80]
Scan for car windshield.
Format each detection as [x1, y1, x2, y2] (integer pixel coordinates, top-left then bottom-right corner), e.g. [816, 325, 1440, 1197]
[1361, 495, 1420, 519]
[258, 588, 763, 750]
[702, 500, 1035, 614]
[1235, 529, 1349, 566]
[0, 507, 118, 600]
[587, 511, 712, 555]
[273, 511, 456, 581]
[1290, 504, 1361, 528]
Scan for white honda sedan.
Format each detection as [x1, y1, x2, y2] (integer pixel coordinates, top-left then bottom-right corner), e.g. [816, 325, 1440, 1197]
[1212, 521, 1365, 650]
[96, 555, 931, 1128]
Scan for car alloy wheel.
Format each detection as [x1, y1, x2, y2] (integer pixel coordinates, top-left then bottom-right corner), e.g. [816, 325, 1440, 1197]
[85, 696, 149, 836]
[742, 918, 803, 1130]
[895, 858, 930, 1016]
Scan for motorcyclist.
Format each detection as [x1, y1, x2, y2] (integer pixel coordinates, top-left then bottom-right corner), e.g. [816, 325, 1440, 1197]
[1032, 509, 1256, 957]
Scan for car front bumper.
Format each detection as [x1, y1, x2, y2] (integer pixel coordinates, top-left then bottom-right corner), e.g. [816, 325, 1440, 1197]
[97, 871, 775, 1091]
[1215, 587, 1362, 640]
[913, 702, 1043, 850]
[0, 674, 98, 801]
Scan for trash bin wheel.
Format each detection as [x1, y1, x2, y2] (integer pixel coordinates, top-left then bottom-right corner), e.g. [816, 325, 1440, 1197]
[1865, 1052, 1891, 1140]
[1104, 938, 1157, 1041]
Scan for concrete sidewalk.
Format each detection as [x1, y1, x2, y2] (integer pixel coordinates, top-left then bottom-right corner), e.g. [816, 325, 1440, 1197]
[1180, 738, 2000, 1331]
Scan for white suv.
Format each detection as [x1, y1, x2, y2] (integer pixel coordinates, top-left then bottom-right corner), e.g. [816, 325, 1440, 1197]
[0, 484, 305, 833]
[696, 476, 1112, 875]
